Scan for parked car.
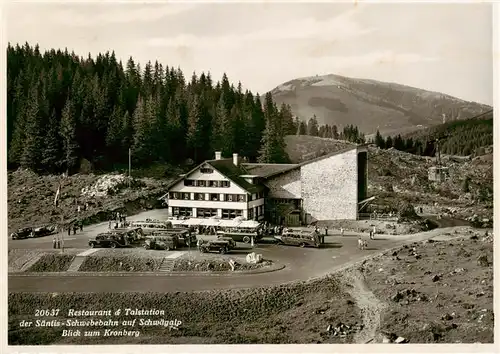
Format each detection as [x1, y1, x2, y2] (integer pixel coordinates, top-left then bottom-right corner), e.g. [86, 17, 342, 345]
[33, 225, 56, 237]
[144, 235, 178, 251]
[274, 229, 321, 248]
[199, 240, 231, 254]
[216, 236, 237, 249]
[89, 233, 129, 248]
[151, 229, 197, 248]
[11, 227, 34, 240]
[111, 227, 145, 243]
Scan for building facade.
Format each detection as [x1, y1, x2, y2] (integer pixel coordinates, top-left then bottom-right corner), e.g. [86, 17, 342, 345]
[162, 145, 368, 224]
[163, 153, 266, 221]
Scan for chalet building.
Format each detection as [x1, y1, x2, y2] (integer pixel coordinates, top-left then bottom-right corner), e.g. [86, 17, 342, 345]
[162, 145, 368, 226]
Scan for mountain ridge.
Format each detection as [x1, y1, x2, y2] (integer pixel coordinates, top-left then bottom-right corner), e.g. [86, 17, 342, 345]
[269, 73, 492, 136]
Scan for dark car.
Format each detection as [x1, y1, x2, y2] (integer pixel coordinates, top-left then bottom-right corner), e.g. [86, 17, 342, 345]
[89, 233, 129, 248]
[33, 225, 56, 237]
[111, 227, 145, 243]
[144, 235, 178, 251]
[199, 240, 231, 254]
[151, 229, 197, 248]
[11, 227, 34, 240]
[216, 236, 237, 249]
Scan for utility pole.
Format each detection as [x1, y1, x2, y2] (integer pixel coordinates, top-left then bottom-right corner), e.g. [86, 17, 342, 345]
[128, 148, 131, 188]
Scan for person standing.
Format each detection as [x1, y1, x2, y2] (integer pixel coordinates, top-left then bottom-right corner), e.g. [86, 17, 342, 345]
[325, 226, 328, 236]
[340, 227, 344, 237]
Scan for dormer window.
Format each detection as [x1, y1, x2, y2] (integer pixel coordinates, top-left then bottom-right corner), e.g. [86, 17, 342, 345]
[200, 167, 213, 174]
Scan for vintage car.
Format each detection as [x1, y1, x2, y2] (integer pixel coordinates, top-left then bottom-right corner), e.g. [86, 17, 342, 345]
[151, 229, 197, 248]
[143, 235, 178, 251]
[215, 236, 237, 249]
[198, 240, 231, 254]
[111, 227, 145, 243]
[33, 225, 56, 237]
[274, 229, 321, 248]
[11, 227, 34, 240]
[11, 224, 57, 240]
[89, 233, 129, 248]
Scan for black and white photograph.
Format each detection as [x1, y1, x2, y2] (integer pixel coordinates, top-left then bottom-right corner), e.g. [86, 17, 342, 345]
[5, 0, 495, 348]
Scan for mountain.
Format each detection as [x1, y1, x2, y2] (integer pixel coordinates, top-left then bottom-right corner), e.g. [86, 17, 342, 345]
[269, 74, 492, 136]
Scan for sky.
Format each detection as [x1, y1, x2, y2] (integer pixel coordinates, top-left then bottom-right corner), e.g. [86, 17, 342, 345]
[5, 1, 494, 105]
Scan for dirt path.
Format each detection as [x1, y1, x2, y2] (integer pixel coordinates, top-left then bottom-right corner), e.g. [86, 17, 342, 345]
[340, 269, 387, 344]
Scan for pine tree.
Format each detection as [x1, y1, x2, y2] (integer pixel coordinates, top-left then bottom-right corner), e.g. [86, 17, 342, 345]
[186, 95, 204, 162]
[374, 130, 385, 148]
[307, 115, 319, 136]
[20, 85, 44, 170]
[60, 98, 79, 173]
[41, 109, 61, 171]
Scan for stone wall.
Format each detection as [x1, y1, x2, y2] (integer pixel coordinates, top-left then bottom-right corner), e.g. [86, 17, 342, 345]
[301, 149, 358, 220]
[266, 168, 301, 199]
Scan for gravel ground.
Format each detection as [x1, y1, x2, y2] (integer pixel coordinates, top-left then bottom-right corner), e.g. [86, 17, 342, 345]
[359, 232, 494, 343]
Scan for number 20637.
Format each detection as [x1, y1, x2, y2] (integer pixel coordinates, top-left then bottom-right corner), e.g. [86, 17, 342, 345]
[35, 309, 60, 317]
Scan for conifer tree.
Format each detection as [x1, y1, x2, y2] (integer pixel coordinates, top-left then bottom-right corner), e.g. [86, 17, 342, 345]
[60, 98, 79, 173]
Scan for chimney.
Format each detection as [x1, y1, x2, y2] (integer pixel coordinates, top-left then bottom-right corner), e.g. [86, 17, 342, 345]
[215, 151, 222, 160]
[233, 153, 239, 166]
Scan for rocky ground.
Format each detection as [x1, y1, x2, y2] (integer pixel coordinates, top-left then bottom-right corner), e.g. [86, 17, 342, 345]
[359, 230, 494, 344]
[367, 146, 493, 225]
[8, 169, 172, 233]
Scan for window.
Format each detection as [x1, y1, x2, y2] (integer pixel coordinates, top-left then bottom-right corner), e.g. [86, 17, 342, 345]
[200, 167, 214, 174]
[209, 181, 219, 187]
[224, 194, 246, 202]
[222, 209, 243, 219]
[220, 181, 230, 188]
[248, 208, 254, 220]
[184, 180, 194, 186]
[195, 193, 205, 201]
[196, 180, 206, 187]
[169, 192, 179, 199]
[210, 194, 220, 201]
[182, 193, 191, 200]
[197, 208, 217, 218]
[173, 207, 193, 217]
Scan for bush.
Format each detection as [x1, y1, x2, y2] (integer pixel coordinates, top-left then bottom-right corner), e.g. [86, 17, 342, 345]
[27, 254, 75, 272]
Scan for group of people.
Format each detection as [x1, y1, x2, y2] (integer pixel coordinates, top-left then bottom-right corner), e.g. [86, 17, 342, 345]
[67, 220, 84, 235]
[108, 211, 128, 229]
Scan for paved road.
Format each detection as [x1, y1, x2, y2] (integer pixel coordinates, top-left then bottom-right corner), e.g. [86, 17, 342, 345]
[8, 209, 170, 250]
[9, 215, 470, 293]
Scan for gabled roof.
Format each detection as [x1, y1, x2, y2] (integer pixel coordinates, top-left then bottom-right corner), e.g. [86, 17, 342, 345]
[163, 158, 265, 195]
[207, 159, 265, 194]
[242, 163, 299, 179]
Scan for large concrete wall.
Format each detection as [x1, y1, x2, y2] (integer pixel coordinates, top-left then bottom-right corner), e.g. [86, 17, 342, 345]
[301, 149, 358, 220]
[266, 168, 302, 199]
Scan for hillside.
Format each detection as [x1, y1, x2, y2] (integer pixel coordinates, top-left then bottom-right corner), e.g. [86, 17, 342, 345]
[284, 135, 493, 222]
[270, 74, 491, 136]
[401, 110, 493, 156]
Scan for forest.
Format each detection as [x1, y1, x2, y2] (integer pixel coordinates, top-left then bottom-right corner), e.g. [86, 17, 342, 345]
[372, 112, 493, 157]
[7, 43, 367, 175]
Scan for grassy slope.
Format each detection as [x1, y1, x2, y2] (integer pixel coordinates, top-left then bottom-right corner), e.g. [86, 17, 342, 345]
[271, 74, 491, 136]
[8, 276, 360, 345]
